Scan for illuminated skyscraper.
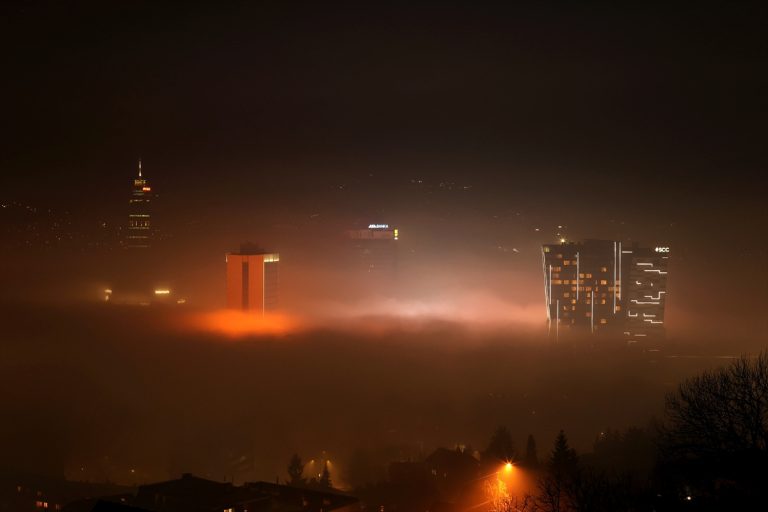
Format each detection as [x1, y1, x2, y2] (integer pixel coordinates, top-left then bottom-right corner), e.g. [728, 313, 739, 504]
[346, 223, 399, 274]
[126, 160, 153, 249]
[623, 245, 670, 343]
[226, 243, 279, 314]
[542, 239, 669, 343]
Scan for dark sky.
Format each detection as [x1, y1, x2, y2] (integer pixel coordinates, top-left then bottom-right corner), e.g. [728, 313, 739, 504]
[3, 1, 766, 212]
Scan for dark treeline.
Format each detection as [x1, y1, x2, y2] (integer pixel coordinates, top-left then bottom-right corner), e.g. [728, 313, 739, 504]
[286, 353, 768, 511]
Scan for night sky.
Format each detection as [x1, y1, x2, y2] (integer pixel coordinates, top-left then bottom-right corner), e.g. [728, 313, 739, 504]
[3, 1, 766, 211]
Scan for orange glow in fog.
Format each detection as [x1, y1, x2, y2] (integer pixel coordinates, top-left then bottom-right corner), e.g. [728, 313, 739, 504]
[187, 309, 299, 338]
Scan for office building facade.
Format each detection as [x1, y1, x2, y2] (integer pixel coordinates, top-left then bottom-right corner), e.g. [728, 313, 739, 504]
[542, 239, 669, 342]
[623, 245, 670, 342]
[226, 243, 279, 314]
[346, 223, 399, 274]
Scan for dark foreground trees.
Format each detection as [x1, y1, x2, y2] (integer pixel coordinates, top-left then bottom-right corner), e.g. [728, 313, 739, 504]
[535, 430, 653, 512]
[354, 353, 768, 511]
[287, 454, 306, 487]
[483, 426, 517, 466]
[537, 430, 578, 512]
[659, 352, 768, 505]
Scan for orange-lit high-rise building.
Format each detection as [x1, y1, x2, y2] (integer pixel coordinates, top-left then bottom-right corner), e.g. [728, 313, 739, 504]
[226, 243, 279, 314]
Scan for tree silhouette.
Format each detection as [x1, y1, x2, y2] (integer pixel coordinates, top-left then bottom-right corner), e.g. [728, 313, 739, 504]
[483, 426, 516, 464]
[319, 461, 332, 489]
[287, 454, 306, 487]
[537, 430, 578, 512]
[660, 352, 768, 503]
[550, 430, 578, 477]
[663, 352, 768, 456]
[524, 434, 539, 468]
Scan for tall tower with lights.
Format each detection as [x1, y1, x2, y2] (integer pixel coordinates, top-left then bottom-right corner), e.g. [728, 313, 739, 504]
[542, 239, 670, 343]
[126, 160, 153, 249]
[226, 243, 280, 314]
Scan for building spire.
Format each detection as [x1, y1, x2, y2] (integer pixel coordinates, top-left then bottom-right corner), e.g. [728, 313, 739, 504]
[138, 158, 142, 177]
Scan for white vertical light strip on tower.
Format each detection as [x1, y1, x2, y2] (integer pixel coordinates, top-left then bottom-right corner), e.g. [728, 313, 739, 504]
[591, 290, 595, 333]
[556, 299, 560, 343]
[542, 249, 551, 325]
[262, 258, 266, 317]
[613, 241, 617, 314]
[548, 264, 552, 305]
[576, 252, 580, 300]
[618, 242, 622, 301]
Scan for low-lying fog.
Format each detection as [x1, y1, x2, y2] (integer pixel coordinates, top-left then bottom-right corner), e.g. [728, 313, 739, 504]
[0, 302, 747, 488]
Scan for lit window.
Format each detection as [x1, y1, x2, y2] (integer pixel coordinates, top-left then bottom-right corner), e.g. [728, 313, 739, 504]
[600, 319, 607, 324]
[600, 266, 608, 272]
[552, 280, 562, 285]
[600, 299, 606, 304]
[553, 266, 562, 272]
[563, 260, 570, 266]
[600, 279, 608, 285]
[563, 292, 570, 297]
[563, 280, 569, 285]
[556, 254, 563, 259]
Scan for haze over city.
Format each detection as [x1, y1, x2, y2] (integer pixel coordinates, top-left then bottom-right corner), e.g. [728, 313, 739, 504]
[1, 2, 766, 511]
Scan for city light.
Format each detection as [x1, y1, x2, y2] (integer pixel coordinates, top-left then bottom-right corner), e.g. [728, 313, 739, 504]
[185, 310, 299, 337]
[2, 2, 758, 508]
